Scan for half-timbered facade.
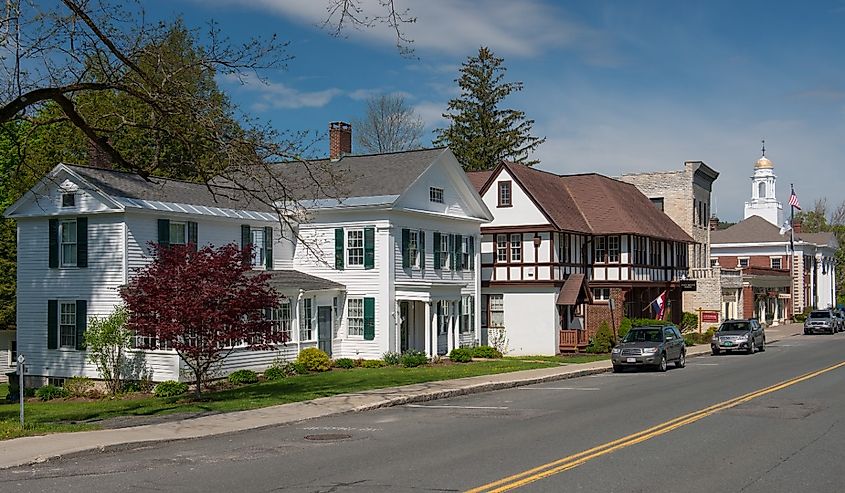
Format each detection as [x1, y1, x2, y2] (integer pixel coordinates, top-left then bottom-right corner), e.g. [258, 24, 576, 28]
[469, 162, 693, 355]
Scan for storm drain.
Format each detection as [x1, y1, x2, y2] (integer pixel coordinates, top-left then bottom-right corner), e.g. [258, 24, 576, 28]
[304, 433, 352, 441]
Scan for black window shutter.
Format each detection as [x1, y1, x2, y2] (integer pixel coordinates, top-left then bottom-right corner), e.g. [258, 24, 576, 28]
[364, 227, 375, 270]
[433, 232, 441, 269]
[458, 298, 463, 333]
[157, 219, 170, 248]
[47, 299, 58, 349]
[455, 234, 463, 271]
[188, 221, 198, 251]
[419, 230, 426, 270]
[264, 226, 273, 270]
[335, 228, 344, 270]
[469, 236, 475, 270]
[448, 234, 455, 270]
[241, 225, 251, 265]
[75, 299, 87, 350]
[76, 217, 88, 268]
[49, 218, 59, 268]
[401, 228, 410, 268]
[363, 297, 375, 341]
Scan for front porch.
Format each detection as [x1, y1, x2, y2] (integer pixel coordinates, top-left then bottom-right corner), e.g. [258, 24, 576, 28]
[397, 281, 472, 358]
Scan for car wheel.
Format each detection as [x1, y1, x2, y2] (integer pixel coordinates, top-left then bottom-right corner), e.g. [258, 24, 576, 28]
[759, 338, 765, 352]
[711, 347, 720, 356]
[657, 353, 667, 372]
[675, 351, 686, 368]
[747, 339, 754, 354]
[832, 327, 837, 335]
[612, 364, 622, 373]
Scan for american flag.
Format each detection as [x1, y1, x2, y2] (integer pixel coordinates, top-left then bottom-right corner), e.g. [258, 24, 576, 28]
[789, 190, 801, 210]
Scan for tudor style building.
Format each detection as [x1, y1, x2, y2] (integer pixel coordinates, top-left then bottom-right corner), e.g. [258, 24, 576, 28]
[5, 125, 492, 385]
[469, 162, 693, 355]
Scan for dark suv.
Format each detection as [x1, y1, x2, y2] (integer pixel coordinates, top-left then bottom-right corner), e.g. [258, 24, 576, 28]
[804, 310, 837, 335]
[611, 325, 686, 372]
[711, 319, 765, 355]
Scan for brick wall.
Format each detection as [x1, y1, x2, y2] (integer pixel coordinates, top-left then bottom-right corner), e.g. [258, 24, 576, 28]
[715, 255, 787, 270]
[586, 288, 626, 337]
[742, 286, 755, 318]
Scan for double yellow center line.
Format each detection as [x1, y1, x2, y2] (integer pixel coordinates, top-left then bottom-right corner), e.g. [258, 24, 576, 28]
[466, 360, 845, 493]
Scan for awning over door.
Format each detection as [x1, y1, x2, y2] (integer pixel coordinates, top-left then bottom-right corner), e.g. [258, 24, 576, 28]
[556, 273, 589, 305]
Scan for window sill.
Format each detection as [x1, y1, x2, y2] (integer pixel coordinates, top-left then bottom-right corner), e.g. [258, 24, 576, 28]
[497, 204, 513, 208]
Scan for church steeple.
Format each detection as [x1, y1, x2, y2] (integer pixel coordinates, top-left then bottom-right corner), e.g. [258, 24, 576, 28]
[744, 141, 783, 226]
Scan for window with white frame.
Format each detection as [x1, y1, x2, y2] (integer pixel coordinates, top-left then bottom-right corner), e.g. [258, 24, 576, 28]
[300, 298, 314, 341]
[440, 233, 450, 269]
[250, 228, 265, 268]
[509, 233, 522, 262]
[438, 301, 450, 335]
[59, 301, 76, 348]
[593, 288, 611, 301]
[61, 193, 75, 207]
[347, 298, 364, 337]
[496, 234, 508, 263]
[59, 219, 77, 267]
[429, 187, 444, 203]
[408, 230, 420, 268]
[608, 235, 620, 263]
[461, 295, 473, 333]
[489, 294, 504, 328]
[347, 229, 364, 266]
[738, 258, 749, 268]
[771, 257, 782, 270]
[462, 236, 471, 269]
[170, 221, 187, 246]
[272, 301, 292, 342]
[594, 236, 607, 263]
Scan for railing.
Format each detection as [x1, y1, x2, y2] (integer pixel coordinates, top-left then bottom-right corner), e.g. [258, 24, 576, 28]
[688, 268, 713, 279]
[559, 329, 588, 349]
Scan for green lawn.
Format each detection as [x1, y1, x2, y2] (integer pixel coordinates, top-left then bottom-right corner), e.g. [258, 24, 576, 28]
[506, 354, 611, 364]
[0, 359, 556, 440]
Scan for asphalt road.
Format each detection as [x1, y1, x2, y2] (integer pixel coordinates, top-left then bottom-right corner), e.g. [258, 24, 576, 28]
[2, 332, 845, 493]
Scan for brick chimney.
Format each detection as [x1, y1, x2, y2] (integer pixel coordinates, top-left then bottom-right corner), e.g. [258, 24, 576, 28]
[87, 137, 113, 169]
[709, 215, 719, 231]
[329, 121, 352, 161]
[792, 221, 802, 234]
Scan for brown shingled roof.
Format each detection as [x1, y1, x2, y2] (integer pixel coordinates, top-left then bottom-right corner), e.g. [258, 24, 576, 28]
[711, 215, 839, 248]
[467, 170, 493, 192]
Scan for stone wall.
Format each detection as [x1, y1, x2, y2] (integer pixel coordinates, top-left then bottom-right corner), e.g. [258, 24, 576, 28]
[682, 272, 722, 317]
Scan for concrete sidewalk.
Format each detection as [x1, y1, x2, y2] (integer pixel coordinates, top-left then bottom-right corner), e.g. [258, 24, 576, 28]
[0, 323, 802, 469]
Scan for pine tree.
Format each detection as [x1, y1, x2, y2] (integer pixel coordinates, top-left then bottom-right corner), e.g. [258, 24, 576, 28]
[434, 47, 545, 171]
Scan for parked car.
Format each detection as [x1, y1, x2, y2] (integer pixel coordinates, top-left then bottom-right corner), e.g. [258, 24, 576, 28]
[804, 310, 837, 335]
[711, 319, 765, 355]
[834, 310, 845, 332]
[611, 325, 686, 372]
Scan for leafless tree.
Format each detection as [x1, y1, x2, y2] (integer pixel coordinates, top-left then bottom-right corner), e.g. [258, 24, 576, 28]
[323, 0, 416, 57]
[353, 94, 423, 153]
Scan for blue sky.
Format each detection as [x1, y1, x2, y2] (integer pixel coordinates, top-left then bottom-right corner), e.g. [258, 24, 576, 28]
[146, 0, 845, 221]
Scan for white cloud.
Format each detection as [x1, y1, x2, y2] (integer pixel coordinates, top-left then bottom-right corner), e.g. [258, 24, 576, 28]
[413, 101, 448, 130]
[221, 73, 343, 109]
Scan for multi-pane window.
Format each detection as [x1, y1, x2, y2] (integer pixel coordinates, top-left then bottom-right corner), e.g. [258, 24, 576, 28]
[429, 187, 444, 203]
[771, 257, 782, 270]
[300, 298, 313, 341]
[676, 243, 688, 267]
[496, 234, 508, 263]
[250, 229, 265, 268]
[461, 295, 473, 333]
[633, 236, 648, 265]
[440, 234, 450, 269]
[347, 298, 364, 337]
[498, 181, 512, 207]
[462, 236, 472, 269]
[509, 234, 522, 262]
[271, 301, 292, 342]
[608, 236, 620, 263]
[437, 301, 450, 335]
[559, 233, 572, 264]
[10, 340, 16, 365]
[408, 230, 420, 268]
[593, 288, 611, 301]
[59, 219, 77, 267]
[738, 258, 749, 268]
[170, 222, 187, 246]
[59, 301, 76, 348]
[594, 236, 607, 263]
[347, 229, 364, 266]
[650, 240, 662, 266]
[489, 294, 504, 328]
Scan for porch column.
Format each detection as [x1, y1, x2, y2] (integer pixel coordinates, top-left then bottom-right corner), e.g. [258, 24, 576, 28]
[447, 300, 455, 354]
[431, 301, 439, 357]
[772, 298, 780, 326]
[424, 301, 432, 358]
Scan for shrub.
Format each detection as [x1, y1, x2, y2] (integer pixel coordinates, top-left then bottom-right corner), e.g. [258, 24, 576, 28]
[382, 351, 402, 366]
[263, 366, 287, 381]
[36, 384, 69, 401]
[680, 312, 699, 333]
[469, 345, 502, 359]
[334, 358, 355, 369]
[361, 359, 386, 368]
[291, 361, 309, 374]
[449, 347, 473, 363]
[618, 318, 633, 341]
[228, 369, 259, 385]
[586, 322, 615, 354]
[296, 347, 332, 372]
[64, 376, 95, 398]
[84, 306, 133, 396]
[154, 380, 189, 398]
[400, 349, 429, 368]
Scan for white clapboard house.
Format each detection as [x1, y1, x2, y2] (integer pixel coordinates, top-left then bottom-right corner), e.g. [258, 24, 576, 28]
[5, 136, 491, 385]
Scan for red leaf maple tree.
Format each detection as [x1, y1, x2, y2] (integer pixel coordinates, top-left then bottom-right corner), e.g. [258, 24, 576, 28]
[121, 243, 283, 398]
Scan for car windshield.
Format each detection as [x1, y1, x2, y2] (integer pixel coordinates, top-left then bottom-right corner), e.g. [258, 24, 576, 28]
[809, 312, 831, 319]
[622, 328, 663, 343]
[719, 322, 750, 332]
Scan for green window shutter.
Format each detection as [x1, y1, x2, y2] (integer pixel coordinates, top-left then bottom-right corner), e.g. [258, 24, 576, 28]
[433, 232, 441, 269]
[363, 297, 375, 341]
[454, 234, 463, 271]
[470, 296, 475, 331]
[76, 217, 88, 268]
[419, 230, 426, 270]
[335, 228, 344, 270]
[47, 299, 58, 349]
[469, 236, 475, 270]
[364, 227, 375, 270]
[448, 234, 455, 270]
[458, 298, 463, 333]
[157, 219, 170, 248]
[75, 299, 87, 350]
[188, 221, 198, 251]
[49, 218, 59, 268]
[241, 225, 251, 250]
[401, 228, 410, 268]
[264, 226, 273, 270]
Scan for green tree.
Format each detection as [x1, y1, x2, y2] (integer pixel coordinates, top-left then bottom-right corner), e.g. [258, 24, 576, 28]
[84, 306, 133, 395]
[794, 198, 845, 306]
[434, 47, 545, 171]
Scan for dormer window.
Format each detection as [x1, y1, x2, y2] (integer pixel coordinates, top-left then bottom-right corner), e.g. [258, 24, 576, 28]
[61, 193, 75, 207]
[429, 187, 444, 204]
[498, 181, 512, 207]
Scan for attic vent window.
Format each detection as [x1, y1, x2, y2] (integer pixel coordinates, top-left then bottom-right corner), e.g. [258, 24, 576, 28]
[429, 187, 444, 203]
[61, 193, 76, 207]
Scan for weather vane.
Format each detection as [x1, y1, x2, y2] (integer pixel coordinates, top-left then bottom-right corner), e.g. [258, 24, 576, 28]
[761, 139, 766, 157]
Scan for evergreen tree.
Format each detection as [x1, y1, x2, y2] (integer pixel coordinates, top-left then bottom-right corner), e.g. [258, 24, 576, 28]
[434, 47, 545, 171]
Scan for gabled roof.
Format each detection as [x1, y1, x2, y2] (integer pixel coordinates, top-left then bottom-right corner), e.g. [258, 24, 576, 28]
[470, 162, 693, 242]
[711, 215, 838, 249]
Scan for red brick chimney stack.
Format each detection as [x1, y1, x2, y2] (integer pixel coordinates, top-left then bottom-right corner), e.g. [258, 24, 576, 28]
[88, 137, 113, 169]
[329, 121, 352, 161]
[792, 221, 802, 234]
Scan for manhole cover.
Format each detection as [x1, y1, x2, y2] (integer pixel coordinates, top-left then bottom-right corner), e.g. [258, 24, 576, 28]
[304, 433, 352, 441]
